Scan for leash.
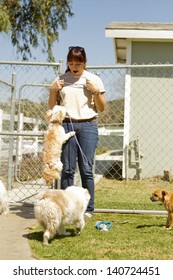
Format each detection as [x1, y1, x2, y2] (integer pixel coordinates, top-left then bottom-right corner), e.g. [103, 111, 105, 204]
[66, 114, 88, 165]
[59, 88, 88, 165]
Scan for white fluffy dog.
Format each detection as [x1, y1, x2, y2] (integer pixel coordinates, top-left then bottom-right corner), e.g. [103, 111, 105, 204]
[34, 186, 90, 245]
[42, 105, 75, 185]
[0, 180, 9, 215]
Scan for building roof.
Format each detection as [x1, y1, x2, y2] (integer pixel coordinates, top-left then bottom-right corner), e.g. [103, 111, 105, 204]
[106, 22, 173, 31]
[105, 22, 173, 63]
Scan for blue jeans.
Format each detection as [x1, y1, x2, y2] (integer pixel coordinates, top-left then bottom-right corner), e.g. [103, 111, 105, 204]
[61, 120, 98, 213]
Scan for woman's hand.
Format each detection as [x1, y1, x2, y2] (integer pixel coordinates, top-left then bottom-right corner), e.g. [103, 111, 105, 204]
[49, 79, 64, 109]
[54, 79, 64, 91]
[86, 79, 99, 94]
[56, 79, 64, 90]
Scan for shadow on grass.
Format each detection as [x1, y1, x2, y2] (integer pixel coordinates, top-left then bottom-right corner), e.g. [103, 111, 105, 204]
[136, 223, 165, 229]
[26, 228, 77, 244]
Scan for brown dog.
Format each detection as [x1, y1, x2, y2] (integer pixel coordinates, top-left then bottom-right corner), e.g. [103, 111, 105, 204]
[150, 188, 173, 229]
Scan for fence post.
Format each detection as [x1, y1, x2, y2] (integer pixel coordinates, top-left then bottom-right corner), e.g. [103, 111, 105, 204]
[17, 113, 24, 162]
[7, 73, 16, 190]
[59, 59, 63, 75]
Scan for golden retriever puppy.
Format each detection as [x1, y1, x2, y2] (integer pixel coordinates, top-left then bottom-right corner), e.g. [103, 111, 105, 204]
[42, 105, 75, 185]
[150, 188, 173, 229]
[34, 186, 91, 245]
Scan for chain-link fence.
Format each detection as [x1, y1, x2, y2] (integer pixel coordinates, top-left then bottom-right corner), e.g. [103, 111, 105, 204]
[0, 61, 61, 203]
[0, 62, 173, 213]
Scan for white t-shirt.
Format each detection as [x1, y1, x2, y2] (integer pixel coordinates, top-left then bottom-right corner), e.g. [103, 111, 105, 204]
[56, 70, 105, 120]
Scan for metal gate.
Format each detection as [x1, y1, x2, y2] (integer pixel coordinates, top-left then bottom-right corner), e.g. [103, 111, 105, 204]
[0, 61, 62, 203]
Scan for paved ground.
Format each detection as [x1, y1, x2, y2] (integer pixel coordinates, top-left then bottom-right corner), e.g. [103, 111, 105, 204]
[0, 203, 36, 260]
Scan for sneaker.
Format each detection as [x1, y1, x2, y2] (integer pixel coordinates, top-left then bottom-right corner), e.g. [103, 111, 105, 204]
[84, 212, 93, 219]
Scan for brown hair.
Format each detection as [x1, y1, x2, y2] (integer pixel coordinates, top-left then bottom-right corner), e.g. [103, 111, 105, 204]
[67, 46, 87, 63]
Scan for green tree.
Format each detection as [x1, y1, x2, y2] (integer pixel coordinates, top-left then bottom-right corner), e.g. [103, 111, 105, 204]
[0, 4, 11, 31]
[0, 0, 73, 61]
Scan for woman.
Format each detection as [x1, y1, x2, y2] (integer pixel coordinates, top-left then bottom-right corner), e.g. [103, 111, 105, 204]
[49, 46, 106, 218]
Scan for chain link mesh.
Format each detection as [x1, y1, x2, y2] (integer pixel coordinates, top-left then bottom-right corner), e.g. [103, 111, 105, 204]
[0, 62, 172, 212]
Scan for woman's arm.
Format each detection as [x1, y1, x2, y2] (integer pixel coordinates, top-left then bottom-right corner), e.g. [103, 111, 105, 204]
[93, 92, 107, 112]
[86, 79, 106, 111]
[48, 80, 64, 109]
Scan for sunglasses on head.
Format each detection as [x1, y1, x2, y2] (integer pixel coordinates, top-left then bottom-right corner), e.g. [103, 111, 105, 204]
[69, 46, 85, 52]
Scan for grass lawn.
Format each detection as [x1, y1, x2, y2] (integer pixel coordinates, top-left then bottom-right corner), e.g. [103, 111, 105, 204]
[28, 178, 173, 260]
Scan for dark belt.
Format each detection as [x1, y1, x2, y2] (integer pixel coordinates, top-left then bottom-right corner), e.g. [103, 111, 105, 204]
[63, 117, 97, 123]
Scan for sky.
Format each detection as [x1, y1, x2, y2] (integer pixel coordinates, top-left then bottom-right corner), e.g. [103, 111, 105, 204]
[1, 0, 173, 67]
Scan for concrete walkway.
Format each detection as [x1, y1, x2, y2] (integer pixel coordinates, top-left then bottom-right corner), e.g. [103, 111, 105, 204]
[0, 203, 36, 260]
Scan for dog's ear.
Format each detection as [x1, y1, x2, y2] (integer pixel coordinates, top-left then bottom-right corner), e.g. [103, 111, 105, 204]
[162, 191, 168, 198]
[45, 110, 53, 121]
[162, 191, 166, 196]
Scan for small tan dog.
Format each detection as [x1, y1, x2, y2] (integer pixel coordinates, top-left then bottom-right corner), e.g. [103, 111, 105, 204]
[42, 105, 75, 185]
[34, 186, 91, 245]
[150, 188, 173, 229]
